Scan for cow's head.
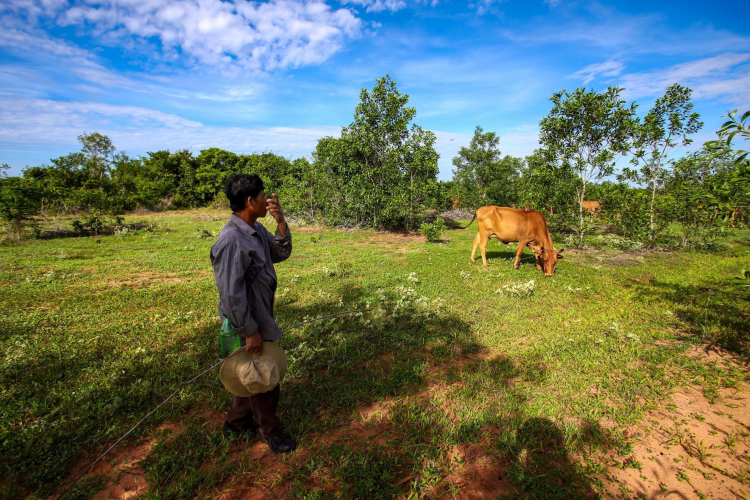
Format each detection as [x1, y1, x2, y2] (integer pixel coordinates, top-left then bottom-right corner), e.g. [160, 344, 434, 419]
[538, 247, 564, 277]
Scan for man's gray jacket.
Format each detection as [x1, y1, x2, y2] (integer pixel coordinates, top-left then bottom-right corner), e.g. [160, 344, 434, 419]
[210, 214, 292, 342]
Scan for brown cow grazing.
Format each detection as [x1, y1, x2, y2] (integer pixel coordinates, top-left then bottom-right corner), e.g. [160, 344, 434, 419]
[581, 200, 601, 222]
[462, 206, 564, 276]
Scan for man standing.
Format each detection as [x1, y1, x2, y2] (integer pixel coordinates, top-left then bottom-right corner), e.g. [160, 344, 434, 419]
[210, 173, 296, 454]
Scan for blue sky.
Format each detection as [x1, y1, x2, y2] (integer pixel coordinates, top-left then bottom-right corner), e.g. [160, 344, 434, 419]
[1, 0, 749, 180]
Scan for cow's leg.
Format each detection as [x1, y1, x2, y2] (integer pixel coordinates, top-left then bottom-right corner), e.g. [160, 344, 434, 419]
[514, 241, 526, 269]
[480, 232, 490, 266]
[471, 232, 481, 262]
[535, 254, 543, 271]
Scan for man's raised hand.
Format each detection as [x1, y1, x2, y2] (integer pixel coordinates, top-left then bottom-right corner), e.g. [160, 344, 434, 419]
[266, 193, 285, 223]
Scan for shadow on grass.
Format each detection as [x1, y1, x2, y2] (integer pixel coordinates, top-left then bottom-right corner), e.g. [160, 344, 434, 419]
[273, 285, 482, 436]
[629, 278, 750, 361]
[0, 316, 230, 498]
[282, 351, 604, 499]
[498, 417, 600, 500]
[3, 278, 611, 499]
[1, 282, 480, 499]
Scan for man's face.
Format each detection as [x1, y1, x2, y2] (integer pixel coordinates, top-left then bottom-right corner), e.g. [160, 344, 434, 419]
[247, 189, 267, 218]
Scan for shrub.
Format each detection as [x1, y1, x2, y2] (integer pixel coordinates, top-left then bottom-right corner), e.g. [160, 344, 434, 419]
[71, 216, 107, 236]
[71, 216, 127, 236]
[420, 217, 445, 242]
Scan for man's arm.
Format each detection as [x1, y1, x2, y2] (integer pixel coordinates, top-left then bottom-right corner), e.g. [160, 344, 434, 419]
[266, 193, 292, 263]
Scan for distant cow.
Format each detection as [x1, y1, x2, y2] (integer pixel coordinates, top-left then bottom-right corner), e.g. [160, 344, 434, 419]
[462, 206, 564, 276]
[581, 200, 601, 221]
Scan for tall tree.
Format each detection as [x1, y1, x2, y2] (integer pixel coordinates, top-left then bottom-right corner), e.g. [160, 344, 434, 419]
[314, 75, 439, 229]
[79, 132, 116, 180]
[539, 87, 637, 247]
[621, 84, 703, 246]
[452, 126, 521, 209]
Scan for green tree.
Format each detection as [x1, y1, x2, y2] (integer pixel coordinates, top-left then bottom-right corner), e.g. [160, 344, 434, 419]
[313, 75, 439, 230]
[667, 150, 726, 246]
[452, 126, 521, 209]
[621, 84, 703, 246]
[539, 87, 637, 247]
[710, 109, 750, 164]
[22, 133, 122, 214]
[79, 132, 116, 180]
[516, 150, 577, 230]
[706, 109, 750, 215]
[0, 176, 43, 238]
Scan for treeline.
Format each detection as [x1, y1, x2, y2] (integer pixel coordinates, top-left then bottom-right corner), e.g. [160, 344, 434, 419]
[0, 76, 442, 235]
[1, 75, 748, 248]
[449, 86, 749, 248]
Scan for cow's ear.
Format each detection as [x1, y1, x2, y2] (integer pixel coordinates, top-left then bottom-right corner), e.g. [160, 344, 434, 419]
[558, 248, 565, 254]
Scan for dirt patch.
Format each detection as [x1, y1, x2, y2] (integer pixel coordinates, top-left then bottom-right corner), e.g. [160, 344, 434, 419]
[687, 344, 750, 368]
[442, 442, 515, 499]
[58, 421, 183, 500]
[293, 226, 325, 233]
[602, 349, 750, 499]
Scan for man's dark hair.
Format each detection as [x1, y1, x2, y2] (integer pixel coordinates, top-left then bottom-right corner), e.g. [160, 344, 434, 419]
[224, 174, 264, 212]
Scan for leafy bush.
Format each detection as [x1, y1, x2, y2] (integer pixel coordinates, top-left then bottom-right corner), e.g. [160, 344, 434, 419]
[71, 216, 109, 236]
[420, 217, 445, 242]
[0, 176, 43, 238]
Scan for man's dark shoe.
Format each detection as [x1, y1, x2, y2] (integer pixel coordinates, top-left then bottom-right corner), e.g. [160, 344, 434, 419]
[221, 420, 258, 439]
[263, 432, 297, 454]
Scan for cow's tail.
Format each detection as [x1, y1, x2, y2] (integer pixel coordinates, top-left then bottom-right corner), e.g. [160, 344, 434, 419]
[460, 211, 477, 229]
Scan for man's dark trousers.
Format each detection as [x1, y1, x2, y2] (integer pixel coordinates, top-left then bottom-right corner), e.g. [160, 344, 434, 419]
[225, 385, 281, 439]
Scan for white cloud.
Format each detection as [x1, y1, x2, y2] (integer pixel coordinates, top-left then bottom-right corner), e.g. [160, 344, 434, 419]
[617, 53, 750, 104]
[0, 19, 155, 93]
[0, 97, 340, 162]
[8, 0, 363, 73]
[342, 0, 406, 13]
[568, 60, 625, 85]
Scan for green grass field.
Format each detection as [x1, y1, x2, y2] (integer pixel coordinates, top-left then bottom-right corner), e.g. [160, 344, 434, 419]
[1, 211, 749, 499]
